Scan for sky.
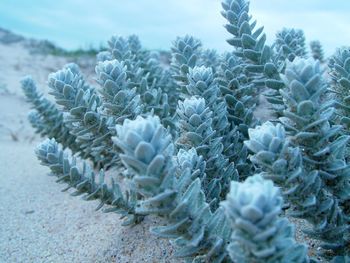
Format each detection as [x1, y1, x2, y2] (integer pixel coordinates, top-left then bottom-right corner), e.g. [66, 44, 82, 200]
[0, 0, 349, 56]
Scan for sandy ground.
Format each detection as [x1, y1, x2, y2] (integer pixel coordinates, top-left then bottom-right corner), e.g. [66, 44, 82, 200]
[0, 42, 179, 263]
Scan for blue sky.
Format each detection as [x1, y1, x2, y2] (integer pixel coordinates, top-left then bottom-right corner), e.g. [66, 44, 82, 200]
[0, 0, 349, 56]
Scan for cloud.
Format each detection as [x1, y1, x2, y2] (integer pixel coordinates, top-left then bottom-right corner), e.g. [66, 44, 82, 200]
[250, 0, 350, 55]
[0, 0, 349, 56]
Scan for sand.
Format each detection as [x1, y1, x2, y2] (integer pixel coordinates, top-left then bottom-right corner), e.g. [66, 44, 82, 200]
[0, 41, 180, 263]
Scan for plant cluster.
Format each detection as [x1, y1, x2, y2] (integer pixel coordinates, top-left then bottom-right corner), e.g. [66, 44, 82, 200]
[22, 0, 350, 262]
[275, 28, 307, 62]
[310, 41, 324, 63]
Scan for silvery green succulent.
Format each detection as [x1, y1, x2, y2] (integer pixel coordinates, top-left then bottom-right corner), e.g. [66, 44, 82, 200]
[48, 63, 115, 167]
[166, 35, 203, 115]
[329, 47, 350, 130]
[35, 138, 142, 226]
[186, 65, 252, 176]
[217, 53, 257, 135]
[222, 174, 309, 263]
[199, 49, 220, 73]
[107, 35, 165, 91]
[245, 122, 319, 223]
[107, 35, 133, 62]
[221, 0, 272, 87]
[275, 28, 307, 62]
[186, 66, 228, 134]
[138, 77, 172, 130]
[281, 58, 350, 202]
[310, 40, 324, 62]
[221, 0, 285, 115]
[25, 1, 350, 260]
[21, 76, 79, 153]
[96, 51, 112, 62]
[176, 97, 214, 150]
[113, 116, 173, 176]
[113, 115, 175, 210]
[216, 53, 257, 178]
[151, 180, 231, 262]
[113, 115, 232, 262]
[127, 35, 164, 87]
[172, 149, 231, 262]
[157, 67, 179, 115]
[48, 63, 94, 110]
[102, 37, 170, 123]
[245, 122, 298, 183]
[175, 148, 206, 193]
[221, 0, 270, 66]
[107, 35, 144, 88]
[95, 59, 142, 123]
[176, 96, 237, 206]
[96, 58, 172, 146]
[27, 109, 46, 134]
[280, 57, 350, 257]
[127, 34, 142, 55]
[171, 35, 202, 94]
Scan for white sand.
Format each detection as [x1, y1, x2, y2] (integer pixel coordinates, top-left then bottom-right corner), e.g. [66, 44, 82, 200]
[0, 42, 180, 263]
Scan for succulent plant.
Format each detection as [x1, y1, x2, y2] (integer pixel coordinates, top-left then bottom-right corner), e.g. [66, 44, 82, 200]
[221, 0, 270, 69]
[113, 115, 232, 262]
[113, 115, 175, 209]
[329, 47, 350, 130]
[101, 37, 171, 126]
[96, 50, 112, 62]
[176, 97, 237, 206]
[310, 40, 324, 62]
[21, 76, 79, 154]
[199, 49, 220, 73]
[106, 35, 145, 91]
[221, 0, 285, 115]
[48, 63, 116, 167]
[186, 65, 253, 177]
[275, 28, 307, 62]
[95, 59, 142, 123]
[186, 66, 229, 135]
[222, 174, 309, 263]
[35, 138, 142, 226]
[279, 57, 350, 257]
[25, 0, 350, 261]
[245, 122, 317, 224]
[217, 52, 257, 135]
[171, 35, 202, 95]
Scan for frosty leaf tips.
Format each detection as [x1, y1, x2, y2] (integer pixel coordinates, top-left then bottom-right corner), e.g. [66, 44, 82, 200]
[275, 28, 307, 62]
[35, 138, 142, 226]
[223, 174, 309, 263]
[21, 76, 79, 153]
